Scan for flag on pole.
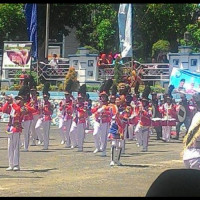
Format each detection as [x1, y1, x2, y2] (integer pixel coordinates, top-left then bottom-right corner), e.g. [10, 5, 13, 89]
[24, 4, 38, 59]
[118, 4, 133, 58]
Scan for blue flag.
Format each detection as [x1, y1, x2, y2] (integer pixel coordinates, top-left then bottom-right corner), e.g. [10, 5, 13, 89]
[118, 4, 133, 58]
[24, 4, 38, 59]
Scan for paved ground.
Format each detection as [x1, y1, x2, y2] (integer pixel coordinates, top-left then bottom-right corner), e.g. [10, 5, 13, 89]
[0, 123, 185, 197]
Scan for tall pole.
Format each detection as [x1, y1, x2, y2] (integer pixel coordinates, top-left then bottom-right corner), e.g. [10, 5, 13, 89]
[45, 3, 50, 59]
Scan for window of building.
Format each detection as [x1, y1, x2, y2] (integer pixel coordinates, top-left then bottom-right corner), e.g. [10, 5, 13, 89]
[88, 60, 94, 67]
[73, 60, 78, 66]
[191, 59, 197, 66]
[173, 59, 179, 66]
[88, 71, 93, 77]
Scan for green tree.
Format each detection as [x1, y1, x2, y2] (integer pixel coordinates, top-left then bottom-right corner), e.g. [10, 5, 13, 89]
[0, 4, 27, 47]
[152, 40, 170, 61]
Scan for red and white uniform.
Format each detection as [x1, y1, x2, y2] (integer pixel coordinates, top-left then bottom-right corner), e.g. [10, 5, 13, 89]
[29, 97, 41, 145]
[93, 104, 113, 155]
[21, 101, 37, 150]
[159, 102, 176, 142]
[134, 104, 152, 151]
[58, 99, 73, 147]
[1, 102, 25, 169]
[69, 103, 88, 151]
[35, 100, 53, 149]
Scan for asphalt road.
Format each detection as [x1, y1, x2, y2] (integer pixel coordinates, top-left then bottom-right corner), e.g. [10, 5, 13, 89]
[0, 123, 185, 197]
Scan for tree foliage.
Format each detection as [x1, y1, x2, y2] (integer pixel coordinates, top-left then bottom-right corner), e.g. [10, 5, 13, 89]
[152, 40, 170, 58]
[0, 4, 27, 47]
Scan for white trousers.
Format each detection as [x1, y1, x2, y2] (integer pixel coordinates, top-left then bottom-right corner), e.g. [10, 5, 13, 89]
[30, 114, 39, 142]
[93, 121, 110, 152]
[70, 121, 85, 149]
[22, 120, 32, 150]
[59, 119, 72, 146]
[162, 126, 171, 142]
[8, 133, 20, 167]
[35, 119, 51, 149]
[135, 124, 150, 150]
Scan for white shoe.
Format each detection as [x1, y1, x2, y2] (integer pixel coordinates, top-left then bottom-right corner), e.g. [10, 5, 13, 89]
[13, 166, 20, 171]
[38, 141, 43, 145]
[6, 166, 13, 171]
[110, 161, 115, 166]
[93, 149, 99, 154]
[61, 140, 65, 145]
[71, 146, 74, 149]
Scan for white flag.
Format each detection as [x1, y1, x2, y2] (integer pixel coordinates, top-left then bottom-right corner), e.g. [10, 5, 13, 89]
[118, 4, 133, 58]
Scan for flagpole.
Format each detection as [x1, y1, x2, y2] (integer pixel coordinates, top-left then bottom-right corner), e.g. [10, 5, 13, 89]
[45, 3, 50, 59]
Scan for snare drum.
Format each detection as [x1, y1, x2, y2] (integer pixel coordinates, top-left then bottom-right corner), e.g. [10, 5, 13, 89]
[161, 119, 168, 126]
[151, 118, 161, 127]
[168, 118, 176, 126]
[161, 118, 176, 126]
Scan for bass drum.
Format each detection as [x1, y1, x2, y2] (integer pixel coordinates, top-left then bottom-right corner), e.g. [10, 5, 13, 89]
[177, 105, 186, 123]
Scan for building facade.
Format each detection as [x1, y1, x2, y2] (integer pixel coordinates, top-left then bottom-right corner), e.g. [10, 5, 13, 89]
[68, 47, 99, 85]
[168, 46, 200, 74]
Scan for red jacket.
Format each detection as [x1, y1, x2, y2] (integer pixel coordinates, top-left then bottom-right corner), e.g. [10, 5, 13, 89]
[23, 101, 37, 121]
[2, 102, 24, 133]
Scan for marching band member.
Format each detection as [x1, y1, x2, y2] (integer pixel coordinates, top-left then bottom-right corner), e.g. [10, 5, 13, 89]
[21, 87, 37, 152]
[93, 79, 113, 156]
[108, 111, 126, 166]
[151, 92, 162, 140]
[1, 92, 26, 171]
[29, 87, 40, 146]
[58, 86, 74, 147]
[35, 82, 54, 150]
[159, 95, 176, 142]
[134, 98, 152, 152]
[175, 94, 192, 140]
[69, 84, 88, 152]
[182, 93, 200, 169]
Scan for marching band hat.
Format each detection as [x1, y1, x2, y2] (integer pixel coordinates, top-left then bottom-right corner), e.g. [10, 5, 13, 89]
[65, 91, 70, 95]
[15, 95, 24, 100]
[141, 97, 149, 102]
[100, 91, 108, 96]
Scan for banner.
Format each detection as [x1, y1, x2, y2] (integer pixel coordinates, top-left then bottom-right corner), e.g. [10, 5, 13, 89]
[2, 41, 32, 69]
[24, 3, 38, 59]
[118, 4, 133, 58]
[169, 68, 200, 94]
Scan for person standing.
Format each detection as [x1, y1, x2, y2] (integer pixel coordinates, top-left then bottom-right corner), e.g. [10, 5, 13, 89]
[108, 111, 126, 166]
[134, 98, 152, 152]
[93, 91, 113, 156]
[151, 92, 162, 140]
[69, 93, 88, 152]
[159, 96, 176, 142]
[29, 87, 41, 146]
[175, 94, 192, 140]
[58, 90, 74, 148]
[182, 94, 200, 170]
[1, 94, 26, 171]
[35, 83, 54, 150]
